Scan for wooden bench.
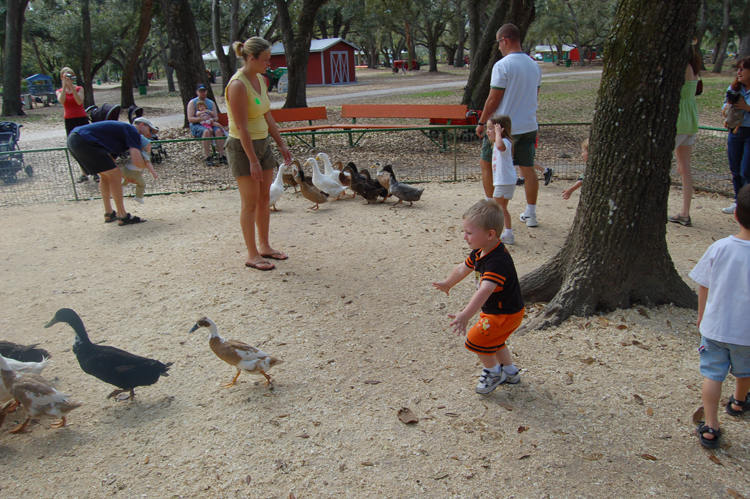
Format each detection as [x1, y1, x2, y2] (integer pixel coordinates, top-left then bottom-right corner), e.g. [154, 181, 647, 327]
[339, 104, 469, 149]
[217, 106, 328, 147]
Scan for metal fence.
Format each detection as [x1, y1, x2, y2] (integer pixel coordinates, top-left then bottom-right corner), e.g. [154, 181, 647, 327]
[0, 124, 734, 207]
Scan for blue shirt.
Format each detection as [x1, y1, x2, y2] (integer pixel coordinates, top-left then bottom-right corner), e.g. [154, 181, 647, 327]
[72, 121, 143, 154]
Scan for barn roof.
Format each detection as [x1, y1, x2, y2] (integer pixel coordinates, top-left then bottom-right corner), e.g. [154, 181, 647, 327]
[271, 38, 360, 55]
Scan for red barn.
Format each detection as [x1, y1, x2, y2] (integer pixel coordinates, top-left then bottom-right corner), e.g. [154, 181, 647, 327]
[270, 38, 359, 85]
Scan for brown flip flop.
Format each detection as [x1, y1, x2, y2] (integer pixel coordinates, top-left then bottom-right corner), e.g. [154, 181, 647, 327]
[245, 260, 275, 271]
[261, 252, 288, 260]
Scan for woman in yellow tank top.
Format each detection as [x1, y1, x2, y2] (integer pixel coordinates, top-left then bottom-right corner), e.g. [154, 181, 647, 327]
[226, 37, 292, 270]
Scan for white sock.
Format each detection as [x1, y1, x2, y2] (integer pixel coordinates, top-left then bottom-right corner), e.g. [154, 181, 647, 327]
[518, 176, 525, 180]
[504, 228, 513, 236]
[487, 364, 502, 373]
[526, 204, 536, 216]
[485, 196, 493, 202]
[543, 167, 549, 173]
[502, 364, 519, 375]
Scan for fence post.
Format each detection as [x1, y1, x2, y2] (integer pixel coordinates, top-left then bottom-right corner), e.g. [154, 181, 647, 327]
[453, 127, 458, 181]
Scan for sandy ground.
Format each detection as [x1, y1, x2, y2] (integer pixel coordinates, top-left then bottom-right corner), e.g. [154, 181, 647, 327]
[1, 178, 748, 498]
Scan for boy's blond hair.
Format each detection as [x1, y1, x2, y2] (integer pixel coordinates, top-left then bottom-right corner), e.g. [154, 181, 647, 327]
[581, 138, 590, 151]
[463, 200, 504, 236]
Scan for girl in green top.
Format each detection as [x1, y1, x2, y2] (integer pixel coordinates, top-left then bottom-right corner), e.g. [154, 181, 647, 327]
[669, 40, 701, 227]
[226, 37, 292, 271]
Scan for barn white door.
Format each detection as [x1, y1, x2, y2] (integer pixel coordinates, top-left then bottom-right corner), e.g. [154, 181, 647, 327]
[330, 51, 349, 84]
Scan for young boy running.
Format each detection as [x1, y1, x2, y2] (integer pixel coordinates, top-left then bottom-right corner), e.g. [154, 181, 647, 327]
[689, 184, 750, 448]
[433, 200, 525, 394]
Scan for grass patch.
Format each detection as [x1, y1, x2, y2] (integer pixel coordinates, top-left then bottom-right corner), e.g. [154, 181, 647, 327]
[409, 90, 456, 99]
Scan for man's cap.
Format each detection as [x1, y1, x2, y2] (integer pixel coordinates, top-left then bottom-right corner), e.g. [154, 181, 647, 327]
[196, 83, 207, 91]
[134, 117, 159, 132]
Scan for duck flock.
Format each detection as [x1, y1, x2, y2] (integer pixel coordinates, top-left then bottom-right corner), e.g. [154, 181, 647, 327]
[0, 309, 281, 434]
[271, 152, 425, 211]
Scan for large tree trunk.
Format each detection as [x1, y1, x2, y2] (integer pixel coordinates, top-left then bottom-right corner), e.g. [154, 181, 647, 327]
[518, 0, 700, 332]
[155, 25, 175, 92]
[121, 0, 154, 108]
[734, 2, 750, 60]
[464, 0, 535, 111]
[712, 0, 730, 74]
[2, 0, 30, 117]
[212, 0, 241, 95]
[160, 0, 217, 125]
[274, 0, 331, 109]
[466, 0, 483, 64]
[81, 0, 95, 108]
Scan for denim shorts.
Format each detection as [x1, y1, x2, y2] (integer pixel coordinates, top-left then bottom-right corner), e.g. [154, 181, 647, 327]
[698, 336, 750, 382]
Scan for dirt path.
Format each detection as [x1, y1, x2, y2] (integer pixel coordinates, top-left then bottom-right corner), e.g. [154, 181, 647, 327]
[0, 178, 747, 498]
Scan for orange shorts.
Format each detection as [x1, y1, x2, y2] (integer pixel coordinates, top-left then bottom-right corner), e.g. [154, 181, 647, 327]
[465, 309, 525, 355]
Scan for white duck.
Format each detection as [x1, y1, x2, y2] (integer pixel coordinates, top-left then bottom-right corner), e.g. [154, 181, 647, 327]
[316, 152, 350, 187]
[307, 157, 346, 200]
[189, 317, 285, 388]
[0, 356, 51, 403]
[269, 163, 288, 211]
[0, 354, 82, 433]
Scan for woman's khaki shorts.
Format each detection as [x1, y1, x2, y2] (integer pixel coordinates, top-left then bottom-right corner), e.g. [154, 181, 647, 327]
[226, 136, 277, 177]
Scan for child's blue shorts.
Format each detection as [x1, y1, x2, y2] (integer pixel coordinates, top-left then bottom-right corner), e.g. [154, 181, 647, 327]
[699, 336, 750, 382]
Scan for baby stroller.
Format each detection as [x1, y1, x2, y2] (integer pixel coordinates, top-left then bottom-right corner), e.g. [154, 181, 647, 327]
[127, 105, 167, 164]
[86, 103, 121, 123]
[0, 122, 31, 184]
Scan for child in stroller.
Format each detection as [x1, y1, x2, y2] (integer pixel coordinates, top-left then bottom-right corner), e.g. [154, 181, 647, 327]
[0, 122, 32, 184]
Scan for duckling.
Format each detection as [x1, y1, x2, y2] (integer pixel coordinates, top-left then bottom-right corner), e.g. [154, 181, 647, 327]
[307, 157, 346, 200]
[269, 163, 288, 211]
[189, 317, 284, 388]
[382, 165, 425, 206]
[295, 168, 329, 210]
[359, 167, 390, 202]
[316, 152, 351, 187]
[0, 340, 51, 363]
[45, 308, 172, 401]
[0, 356, 51, 404]
[0, 354, 83, 433]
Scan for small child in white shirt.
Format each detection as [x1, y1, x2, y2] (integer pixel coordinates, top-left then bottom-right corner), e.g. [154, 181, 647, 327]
[486, 114, 516, 245]
[689, 184, 750, 449]
[121, 135, 158, 204]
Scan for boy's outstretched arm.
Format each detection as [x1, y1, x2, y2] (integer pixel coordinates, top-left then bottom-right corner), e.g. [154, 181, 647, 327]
[448, 280, 495, 336]
[697, 285, 708, 329]
[433, 262, 472, 296]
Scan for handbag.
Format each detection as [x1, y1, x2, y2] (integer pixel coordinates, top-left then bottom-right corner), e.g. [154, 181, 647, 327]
[696, 75, 703, 96]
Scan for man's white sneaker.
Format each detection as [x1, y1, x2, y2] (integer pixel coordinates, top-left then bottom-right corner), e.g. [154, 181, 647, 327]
[722, 203, 736, 214]
[501, 232, 515, 245]
[475, 368, 507, 394]
[134, 197, 145, 204]
[519, 213, 538, 227]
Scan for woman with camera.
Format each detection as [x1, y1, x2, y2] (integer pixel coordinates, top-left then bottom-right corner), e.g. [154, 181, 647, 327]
[722, 57, 750, 214]
[56, 66, 94, 183]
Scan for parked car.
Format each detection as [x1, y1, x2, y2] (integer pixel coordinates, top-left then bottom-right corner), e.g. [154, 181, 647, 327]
[533, 53, 543, 61]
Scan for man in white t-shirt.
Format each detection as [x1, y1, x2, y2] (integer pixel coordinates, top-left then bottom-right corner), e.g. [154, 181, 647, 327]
[476, 24, 542, 227]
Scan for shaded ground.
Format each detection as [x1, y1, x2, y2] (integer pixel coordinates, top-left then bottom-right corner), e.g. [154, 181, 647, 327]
[0, 179, 747, 499]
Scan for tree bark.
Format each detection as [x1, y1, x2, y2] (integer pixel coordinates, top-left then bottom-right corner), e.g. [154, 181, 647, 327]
[274, 0, 331, 109]
[712, 0, 730, 74]
[121, 0, 154, 108]
[155, 24, 175, 92]
[518, 0, 700, 332]
[81, 0, 94, 108]
[464, 0, 535, 111]
[160, 0, 217, 125]
[212, 0, 241, 95]
[1, 0, 29, 116]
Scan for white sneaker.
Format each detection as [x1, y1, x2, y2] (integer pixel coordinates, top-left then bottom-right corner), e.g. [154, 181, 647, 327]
[501, 232, 515, 245]
[134, 197, 145, 204]
[519, 212, 538, 227]
[503, 368, 521, 384]
[722, 203, 736, 214]
[475, 368, 507, 394]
